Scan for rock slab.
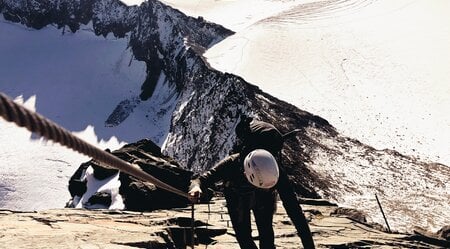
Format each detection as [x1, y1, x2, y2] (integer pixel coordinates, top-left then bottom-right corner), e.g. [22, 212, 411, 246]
[1, 198, 448, 249]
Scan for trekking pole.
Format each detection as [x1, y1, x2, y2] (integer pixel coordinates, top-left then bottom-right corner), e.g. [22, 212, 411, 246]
[191, 203, 195, 249]
[375, 193, 391, 233]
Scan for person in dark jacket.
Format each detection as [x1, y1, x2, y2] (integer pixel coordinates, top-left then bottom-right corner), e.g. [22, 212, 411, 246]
[188, 117, 315, 249]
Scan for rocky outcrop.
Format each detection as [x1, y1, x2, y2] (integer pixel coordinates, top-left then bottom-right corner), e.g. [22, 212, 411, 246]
[1, 198, 448, 248]
[105, 96, 141, 127]
[129, 1, 234, 100]
[1, 0, 138, 37]
[67, 139, 212, 211]
[437, 226, 450, 241]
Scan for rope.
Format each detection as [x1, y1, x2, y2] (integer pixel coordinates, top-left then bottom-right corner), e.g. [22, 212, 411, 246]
[0, 92, 189, 199]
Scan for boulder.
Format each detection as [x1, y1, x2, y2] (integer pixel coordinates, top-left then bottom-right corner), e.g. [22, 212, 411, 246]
[67, 139, 211, 211]
[437, 225, 450, 241]
[331, 207, 368, 223]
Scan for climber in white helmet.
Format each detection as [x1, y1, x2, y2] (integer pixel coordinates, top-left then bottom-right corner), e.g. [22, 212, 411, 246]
[243, 149, 279, 189]
[188, 117, 315, 249]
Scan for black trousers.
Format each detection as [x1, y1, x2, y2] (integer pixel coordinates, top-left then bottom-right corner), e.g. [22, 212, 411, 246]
[224, 188, 277, 249]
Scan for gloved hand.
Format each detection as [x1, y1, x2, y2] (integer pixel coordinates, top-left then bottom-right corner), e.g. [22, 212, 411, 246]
[188, 185, 202, 203]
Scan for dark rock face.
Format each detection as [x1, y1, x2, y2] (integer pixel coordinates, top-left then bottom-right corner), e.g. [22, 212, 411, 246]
[105, 97, 141, 127]
[2, 0, 91, 32]
[1, 0, 135, 36]
[87, 192, 112, 207]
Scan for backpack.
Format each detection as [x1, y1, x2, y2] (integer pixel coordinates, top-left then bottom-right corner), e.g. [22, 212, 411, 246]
[234, 116, 284, 157]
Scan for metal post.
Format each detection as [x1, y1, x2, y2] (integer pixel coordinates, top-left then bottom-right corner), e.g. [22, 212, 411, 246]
[375, 193, 391, 233]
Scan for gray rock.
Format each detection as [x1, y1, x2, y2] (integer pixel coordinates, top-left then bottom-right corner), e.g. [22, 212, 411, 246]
[67, 139, 213, 211]
[1, 198, 448, 248]
[437, 225, 450, 241]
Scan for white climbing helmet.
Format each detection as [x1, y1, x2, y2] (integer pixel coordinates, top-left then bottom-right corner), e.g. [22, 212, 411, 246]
[243, 149, 279, 189]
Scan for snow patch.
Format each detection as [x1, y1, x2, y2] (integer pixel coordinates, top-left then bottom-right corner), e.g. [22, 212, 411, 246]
[198, 0, 450, 165]
[306, 126, 450, 233]
[73, 166, 125, 209]
[119, 0, 145, 6]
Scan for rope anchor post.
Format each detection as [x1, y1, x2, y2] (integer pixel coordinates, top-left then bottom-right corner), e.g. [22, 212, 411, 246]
[375, 193, 392, 233]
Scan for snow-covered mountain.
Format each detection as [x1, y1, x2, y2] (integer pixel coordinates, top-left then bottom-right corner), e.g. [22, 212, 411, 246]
[161, 0, 450, 167]
[0, 0, 448, 233]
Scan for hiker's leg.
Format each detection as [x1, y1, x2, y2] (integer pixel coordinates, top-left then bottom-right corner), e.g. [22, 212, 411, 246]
[254, 190, 277, 249]
[225, 190, 258, 249]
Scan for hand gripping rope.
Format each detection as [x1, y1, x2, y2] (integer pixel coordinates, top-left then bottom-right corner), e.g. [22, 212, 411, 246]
[0, 92, 189, 199]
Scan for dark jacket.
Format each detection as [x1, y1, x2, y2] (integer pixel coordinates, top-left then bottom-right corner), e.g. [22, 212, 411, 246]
[190, 153, 315, 249]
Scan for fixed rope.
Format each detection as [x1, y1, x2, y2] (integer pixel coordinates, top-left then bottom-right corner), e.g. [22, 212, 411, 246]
[0, 92, 189, 199]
